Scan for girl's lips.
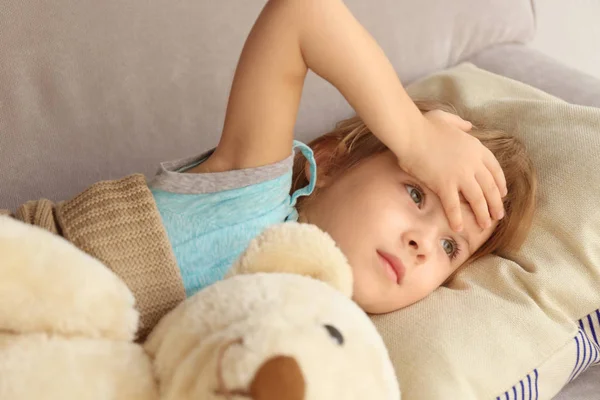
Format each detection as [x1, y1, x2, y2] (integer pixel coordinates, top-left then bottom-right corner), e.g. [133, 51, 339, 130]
[377, 250, 406, 285]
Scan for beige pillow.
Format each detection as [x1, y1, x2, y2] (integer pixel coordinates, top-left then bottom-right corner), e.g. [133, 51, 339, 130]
[372, 64, 600, 399]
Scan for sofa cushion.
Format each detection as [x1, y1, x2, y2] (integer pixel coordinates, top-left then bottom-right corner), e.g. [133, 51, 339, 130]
[469, 44, 600, 108]
[0, 0, 534, 210]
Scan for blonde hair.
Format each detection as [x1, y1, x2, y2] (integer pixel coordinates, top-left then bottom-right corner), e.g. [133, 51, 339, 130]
[292, 100, 537, 263]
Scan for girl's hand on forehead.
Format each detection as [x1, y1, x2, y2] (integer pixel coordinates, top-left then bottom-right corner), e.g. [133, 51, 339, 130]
[398, 109, 507, 232]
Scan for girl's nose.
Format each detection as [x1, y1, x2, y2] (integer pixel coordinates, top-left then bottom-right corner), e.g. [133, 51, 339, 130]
[405, 226, 437, 262]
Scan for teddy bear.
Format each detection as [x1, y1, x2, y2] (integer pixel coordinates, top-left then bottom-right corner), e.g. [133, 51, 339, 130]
[0, 216, 400, 400]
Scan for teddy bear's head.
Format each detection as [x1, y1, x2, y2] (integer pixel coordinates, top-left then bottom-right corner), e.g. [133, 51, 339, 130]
[145, 223, 400, 400]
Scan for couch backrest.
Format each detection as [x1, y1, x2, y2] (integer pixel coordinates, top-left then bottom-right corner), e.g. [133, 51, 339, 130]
[0, 0, 534, 209]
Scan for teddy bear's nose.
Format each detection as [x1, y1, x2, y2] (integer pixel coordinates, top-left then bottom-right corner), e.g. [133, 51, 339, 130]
[250, 355, 305, 400]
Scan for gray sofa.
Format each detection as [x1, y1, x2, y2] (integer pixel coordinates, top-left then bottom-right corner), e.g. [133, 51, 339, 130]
[1, 0, 599, 398]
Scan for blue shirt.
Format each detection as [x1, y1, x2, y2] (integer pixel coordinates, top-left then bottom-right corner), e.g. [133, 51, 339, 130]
[149, 141, 316, 296]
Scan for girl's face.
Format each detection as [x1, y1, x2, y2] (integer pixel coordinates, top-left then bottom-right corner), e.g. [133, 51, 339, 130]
[300, 151, 497, 314]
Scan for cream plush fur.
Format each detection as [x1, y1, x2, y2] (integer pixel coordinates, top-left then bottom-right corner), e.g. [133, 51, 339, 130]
[0, 216, 157, 400]
[0, 217, 399, 400]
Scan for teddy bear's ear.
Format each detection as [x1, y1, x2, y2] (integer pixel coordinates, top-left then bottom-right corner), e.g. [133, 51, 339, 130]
[226, 223, 353, 297]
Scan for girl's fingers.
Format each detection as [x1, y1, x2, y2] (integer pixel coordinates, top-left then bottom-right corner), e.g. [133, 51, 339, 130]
[476, 169, 505, 221]
[484, 151, 507, 197]
[460, 176, 491, 230]
[439, 186, 464, 232]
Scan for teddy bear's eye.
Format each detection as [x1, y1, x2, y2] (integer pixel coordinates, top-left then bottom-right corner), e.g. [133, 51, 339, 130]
[324, 324, 344, 346]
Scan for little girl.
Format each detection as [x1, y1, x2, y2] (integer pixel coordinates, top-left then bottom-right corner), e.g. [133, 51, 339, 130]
[6, 0, 536, 337]
[151, 0, 536, 314]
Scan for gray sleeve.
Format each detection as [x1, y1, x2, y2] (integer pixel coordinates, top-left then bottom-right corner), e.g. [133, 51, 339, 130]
[148, 149, 294, 194]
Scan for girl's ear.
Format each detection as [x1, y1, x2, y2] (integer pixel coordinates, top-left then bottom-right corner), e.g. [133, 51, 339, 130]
[305, 136, 340, 189]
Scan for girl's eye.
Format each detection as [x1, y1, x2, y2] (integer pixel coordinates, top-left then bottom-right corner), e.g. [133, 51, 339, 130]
[441, 239, 461, 260]
[406, 185, 424, 205]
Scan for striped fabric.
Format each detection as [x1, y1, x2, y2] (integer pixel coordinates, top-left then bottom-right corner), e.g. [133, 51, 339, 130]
[496, 370, 539, 400]
[495, 309, 600, 400]
[568, 310, 600, 382]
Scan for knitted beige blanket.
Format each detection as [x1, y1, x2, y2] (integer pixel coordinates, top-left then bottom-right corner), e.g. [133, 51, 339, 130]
[2, 174, 185, 340]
